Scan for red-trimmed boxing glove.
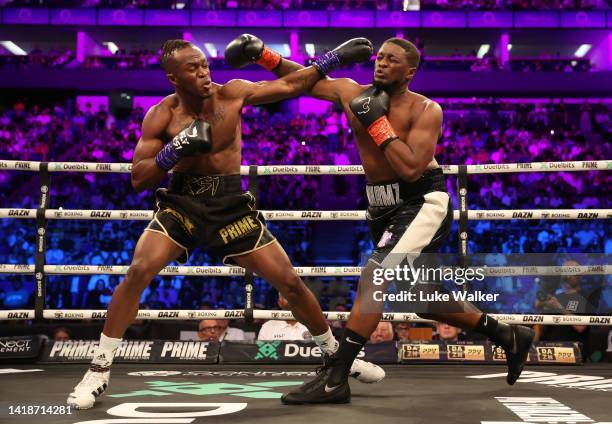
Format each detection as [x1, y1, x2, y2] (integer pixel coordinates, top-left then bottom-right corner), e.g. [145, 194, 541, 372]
[349, 86, 399, 150]
[224, 34, 281, 71]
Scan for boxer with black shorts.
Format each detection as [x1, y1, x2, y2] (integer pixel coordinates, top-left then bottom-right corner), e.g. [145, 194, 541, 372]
[67, 37, 384, 409]
[247, 36, 535, 404]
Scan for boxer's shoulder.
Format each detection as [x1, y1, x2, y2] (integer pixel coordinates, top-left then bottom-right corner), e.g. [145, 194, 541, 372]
[216, 79, 252, 100]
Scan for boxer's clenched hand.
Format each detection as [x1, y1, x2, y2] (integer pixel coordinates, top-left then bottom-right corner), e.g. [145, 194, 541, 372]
[349, 86, 399, 150]
[224, 34, 282, 71]
[312, 38, 373, 76]
[155, 119, 212, 171]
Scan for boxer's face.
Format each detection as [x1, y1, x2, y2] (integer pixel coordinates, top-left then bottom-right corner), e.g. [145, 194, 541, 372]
[373, 43, 416, 90]
[168, 46, 213, 98]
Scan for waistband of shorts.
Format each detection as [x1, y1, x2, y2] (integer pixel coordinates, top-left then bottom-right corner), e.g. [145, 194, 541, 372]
[168, 173, 242, 198]
[365, 168, 446, 207]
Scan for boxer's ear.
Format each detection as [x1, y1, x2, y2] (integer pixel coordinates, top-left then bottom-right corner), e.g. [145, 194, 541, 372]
[166, 72, 177, 86]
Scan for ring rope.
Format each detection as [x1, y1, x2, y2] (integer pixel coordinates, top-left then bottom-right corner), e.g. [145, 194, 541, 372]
[0, 208, 610, 220]
[1, 160, 610, 175]
[0, 309, 608, 326]
[0, 264, 608, 277]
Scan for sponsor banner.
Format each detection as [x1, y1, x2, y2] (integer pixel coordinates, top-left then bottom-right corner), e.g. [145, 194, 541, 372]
[236, 10, 282, 27]
[364, 341, 398, 364]
[50, 8, 96, 25]
[375, 11, 419, 28]
[220, 341, 368, 364]
[447, 343, 486, 361]
[399, 341, 580, 364]
[191, 10, 236, 26]
[2, 209, 35, 218]
[399, 342, 441, 361]
[98, 9, 143, 26]
[40, 340, 219, 364]
[422, 11, 466, 27]
[3, 8, 50, 24]
[468, 11, 513, 27]
[535, 345, 579, 364]
[0, 336, 44, 361]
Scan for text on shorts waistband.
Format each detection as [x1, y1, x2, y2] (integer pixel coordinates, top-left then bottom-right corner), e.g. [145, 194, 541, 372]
[169, 173, 242, 198]
[366, 168, 446, 207]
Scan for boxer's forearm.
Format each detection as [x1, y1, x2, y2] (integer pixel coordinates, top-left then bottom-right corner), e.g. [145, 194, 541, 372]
[280, 66, 323, 94]
[131, 158, 167, 192]
[272, 58, 306, 78]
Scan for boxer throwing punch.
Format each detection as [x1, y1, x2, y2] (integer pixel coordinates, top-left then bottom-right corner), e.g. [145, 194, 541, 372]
[237, 34, 535, 404]
[67, 37, 383, 409]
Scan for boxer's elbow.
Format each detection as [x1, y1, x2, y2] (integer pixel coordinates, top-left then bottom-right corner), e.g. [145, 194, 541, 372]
[396, 165, 419, 182]
[131, 172, 151, 192]
[131, 175, 145, 192]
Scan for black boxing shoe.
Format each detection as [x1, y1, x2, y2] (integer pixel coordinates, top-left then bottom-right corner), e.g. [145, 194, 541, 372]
[504, 325, 535, 385]
[281, 356, 351, 405]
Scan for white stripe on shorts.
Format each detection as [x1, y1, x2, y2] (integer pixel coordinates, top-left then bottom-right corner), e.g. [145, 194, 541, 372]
[379, 191, 450, 269]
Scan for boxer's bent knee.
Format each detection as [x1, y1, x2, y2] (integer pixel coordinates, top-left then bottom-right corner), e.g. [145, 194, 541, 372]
[277, 270, 306, 303]
[125, 260, 157, 289]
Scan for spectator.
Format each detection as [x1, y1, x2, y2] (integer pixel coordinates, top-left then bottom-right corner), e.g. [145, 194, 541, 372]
[434, 322, 462, 342]
[53, 327, 71, 341]
[394, 322, 411, 341]
[533, 260, 596, 350]
[370, 322, 394, 343]
[258, 296, 311, 341]
[198, 319, 245, 342]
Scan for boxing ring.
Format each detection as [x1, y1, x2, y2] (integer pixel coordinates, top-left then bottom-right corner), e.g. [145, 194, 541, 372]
[0, 159, 611, 423]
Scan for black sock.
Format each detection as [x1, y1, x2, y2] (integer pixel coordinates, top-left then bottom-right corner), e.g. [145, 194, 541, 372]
[474, 314, 513, 349]
[329, 328, 367, 384]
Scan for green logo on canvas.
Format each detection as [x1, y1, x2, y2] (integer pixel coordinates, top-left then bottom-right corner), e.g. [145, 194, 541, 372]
[110, 380, 302, 399]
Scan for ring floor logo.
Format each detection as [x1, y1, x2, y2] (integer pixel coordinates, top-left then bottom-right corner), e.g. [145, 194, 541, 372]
[484, 397, 610, 424]
[109, 380, 304, 399]
[72, 403, 248, 424]
[468, 371, 612, 392]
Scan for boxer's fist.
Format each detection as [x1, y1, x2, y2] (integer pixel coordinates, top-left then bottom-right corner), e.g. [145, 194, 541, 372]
[312, 38, 373, 75]
[155, 120, 212, 171]
[224, 34, 281, 71]
[349, 87, 398, 149]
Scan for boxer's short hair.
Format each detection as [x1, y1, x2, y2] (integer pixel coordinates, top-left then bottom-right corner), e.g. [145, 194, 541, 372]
[383, 38, 420, 69]
[160, 39, 194, 71]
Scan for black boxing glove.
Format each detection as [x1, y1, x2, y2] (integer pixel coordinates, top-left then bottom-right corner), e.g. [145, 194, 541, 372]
[312, 38, 373, 76]
[155, 119, 212, 171]
[224, 34, 282, 71]
[349, 86, 399, 150]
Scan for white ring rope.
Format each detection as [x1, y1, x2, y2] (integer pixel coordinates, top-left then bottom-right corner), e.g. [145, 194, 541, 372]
[1, 159, 609, 327]
[1, 208, 610, 220]
[0, 309, 608, 326]
[0, 264, 608, 277]
[0, 160, 610, 175]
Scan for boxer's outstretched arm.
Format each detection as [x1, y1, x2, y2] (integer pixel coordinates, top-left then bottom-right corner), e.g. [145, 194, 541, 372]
[271, 58, 361, 103]
[131, 102, 172, 191]
[223, 65, 323, 106]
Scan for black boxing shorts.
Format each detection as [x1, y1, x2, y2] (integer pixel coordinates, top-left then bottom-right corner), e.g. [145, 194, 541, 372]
[366, 168, 452, 272]
[145, 173, 276, 265]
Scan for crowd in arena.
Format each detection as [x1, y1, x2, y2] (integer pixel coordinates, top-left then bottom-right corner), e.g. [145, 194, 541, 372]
[0, 96, 610, 317]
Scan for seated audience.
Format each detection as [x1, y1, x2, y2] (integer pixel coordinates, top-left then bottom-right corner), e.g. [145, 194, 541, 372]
[258, 296, 311, 341]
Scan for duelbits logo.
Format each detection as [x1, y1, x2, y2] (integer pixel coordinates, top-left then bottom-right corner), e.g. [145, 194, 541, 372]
[110, 380, 303, 399]
[254, 340, 281, 360]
